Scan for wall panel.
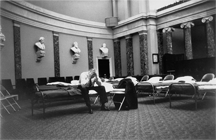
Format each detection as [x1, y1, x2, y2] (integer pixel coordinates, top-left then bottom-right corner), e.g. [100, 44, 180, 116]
[21, 24, 54, 81]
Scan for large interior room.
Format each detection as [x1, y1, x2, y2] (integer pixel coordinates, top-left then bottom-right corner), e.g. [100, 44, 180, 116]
[0, 0, 216, 139]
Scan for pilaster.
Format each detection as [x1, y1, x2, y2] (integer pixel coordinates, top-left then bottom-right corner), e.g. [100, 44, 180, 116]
[113, 39, 122, 77]
[13, 21, 22, 79]
[202, 16, 215, 57]
[53, 32, 60, 77]
[162, 27, 175, 54]
[125, 35, 134, 76]
[180, 22, 194, 60]
[87, 37, 93, 70]
[139, 31, 148, 75]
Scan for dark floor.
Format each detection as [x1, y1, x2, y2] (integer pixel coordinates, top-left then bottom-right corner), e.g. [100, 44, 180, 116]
[1, 94, 215, 140]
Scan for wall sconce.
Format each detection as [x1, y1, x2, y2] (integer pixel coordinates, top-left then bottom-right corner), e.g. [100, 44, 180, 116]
[99, 43, 108, 58]
[0, 25, 6, 50]
[70, 42, 81, 64]
[152, 53, 159, 64]
[34, 37, 45, 62]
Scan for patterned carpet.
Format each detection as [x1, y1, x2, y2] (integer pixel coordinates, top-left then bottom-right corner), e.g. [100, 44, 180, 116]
[0, 94, 215, 140]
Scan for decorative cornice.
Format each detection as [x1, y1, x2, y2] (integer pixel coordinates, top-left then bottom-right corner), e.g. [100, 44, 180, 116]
[1, 0, 113, 39]
[113, 19, 147, 38]
[156, 0, 216, 29]
[201, 16, 213, 23]
[157, 0, 209, 18]
[8, 0, 105, 28]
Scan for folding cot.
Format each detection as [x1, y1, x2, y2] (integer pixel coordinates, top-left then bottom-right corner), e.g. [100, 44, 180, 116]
[136, 75, 175, 104]
[168, 74, 215, 110]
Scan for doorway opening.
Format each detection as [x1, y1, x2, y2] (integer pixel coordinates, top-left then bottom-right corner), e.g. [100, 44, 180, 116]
[96, 58, 112, 79]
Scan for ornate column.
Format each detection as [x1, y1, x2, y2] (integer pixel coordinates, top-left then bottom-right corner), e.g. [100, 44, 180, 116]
[202, 16, 215, 57]
[113, 39, 122, 77]
[53, 32, 60, 77]
[125, 35, 134, 76]
[139, 31, 148, 75]
[87, 37, 93, 70]
[13, 21, 22, 79]
[157, 29, 164, 74]
[180, 22, 194, 60]
[162, 27, 175, 54]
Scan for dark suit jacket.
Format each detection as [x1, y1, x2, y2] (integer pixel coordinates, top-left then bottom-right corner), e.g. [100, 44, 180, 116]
[114, 78, 138, 110]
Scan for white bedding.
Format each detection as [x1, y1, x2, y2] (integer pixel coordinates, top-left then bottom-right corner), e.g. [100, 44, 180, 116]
[47, 81, 114, 94]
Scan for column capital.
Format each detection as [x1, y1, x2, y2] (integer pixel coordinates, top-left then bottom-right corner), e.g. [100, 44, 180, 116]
[125, 35, 132, 39]
[180, 22, 194, 29]
[13, 21, 20, 27]
[87, 37, 92, 41]
[53, 32, 59, 36]
[138, 31, 147, 36]
[202, 16, 213, 23]
[162, 27, 175, 33]
[114, 39, 120, 42]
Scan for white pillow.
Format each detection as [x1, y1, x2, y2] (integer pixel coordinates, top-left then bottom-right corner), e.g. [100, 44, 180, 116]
[70, 80, 80, 85]
[209, 78, 216, 83]
[147, 77, 162, 83]
[175, 76, 195, 83]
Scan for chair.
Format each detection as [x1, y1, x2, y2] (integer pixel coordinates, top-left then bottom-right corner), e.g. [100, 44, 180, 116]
[48, 77, 58, 83]
[57, 77, 65, 82]
[38, 77, 47, 85]
[109, 79, 137, 111]
[1, 79, 16, 94]
[88, 90, 100, 105]
[74, 75, 80, 80]
[0, 85, 21, 115]
[65, 76, 73, 83]
[140, 75, 149, 81]
[15, 78, 27, 99]
[26, 78, 36, 99]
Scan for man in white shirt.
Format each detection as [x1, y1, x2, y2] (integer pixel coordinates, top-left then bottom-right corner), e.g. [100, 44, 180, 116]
[78, 69, 109, 114]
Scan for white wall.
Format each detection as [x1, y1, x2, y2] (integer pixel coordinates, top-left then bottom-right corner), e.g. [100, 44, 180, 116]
[27, 0, 112, 23]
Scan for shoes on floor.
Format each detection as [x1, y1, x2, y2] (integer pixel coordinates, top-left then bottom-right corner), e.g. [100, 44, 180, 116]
[88, 108, 93, 114]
